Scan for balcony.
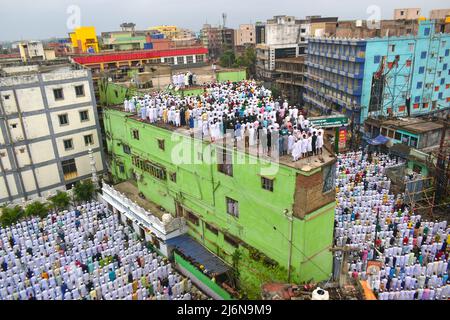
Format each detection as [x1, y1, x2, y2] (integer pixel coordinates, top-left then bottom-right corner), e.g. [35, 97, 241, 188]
[101, 182, 187, 239]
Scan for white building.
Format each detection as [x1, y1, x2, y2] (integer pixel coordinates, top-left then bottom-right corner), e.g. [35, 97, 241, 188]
[0, 64, 105, 204]
[256, 15, 306, 82]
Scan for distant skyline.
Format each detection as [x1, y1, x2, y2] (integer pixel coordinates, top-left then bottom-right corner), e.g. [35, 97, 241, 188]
[0, 0, 449, 42]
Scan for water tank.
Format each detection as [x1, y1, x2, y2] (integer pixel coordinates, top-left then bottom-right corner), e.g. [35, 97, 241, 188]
[311, 287, 330, 300]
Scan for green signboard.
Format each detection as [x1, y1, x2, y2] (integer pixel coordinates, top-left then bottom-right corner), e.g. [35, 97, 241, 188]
[309, 116, 349, 128]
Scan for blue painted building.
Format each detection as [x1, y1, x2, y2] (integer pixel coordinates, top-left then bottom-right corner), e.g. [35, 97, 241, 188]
[304, 38, 366, 124]
[304, 20, 450, 125]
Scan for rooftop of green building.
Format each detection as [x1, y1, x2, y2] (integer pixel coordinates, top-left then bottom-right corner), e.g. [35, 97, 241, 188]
[114, 180, 168, 220]
[108, 106, 336, 173]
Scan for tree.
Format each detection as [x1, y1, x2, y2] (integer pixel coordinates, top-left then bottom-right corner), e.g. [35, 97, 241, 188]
[24, 201, 49, 219]
[48, 191, 71, 211]
[73, 180, 96, 203]
[0, 205, 24, 227]
[219, 50, 236, 68]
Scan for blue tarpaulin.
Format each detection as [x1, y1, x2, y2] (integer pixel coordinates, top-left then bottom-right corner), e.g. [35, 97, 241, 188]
[367, 134, 390, 145]
[166, 234, 230, 275]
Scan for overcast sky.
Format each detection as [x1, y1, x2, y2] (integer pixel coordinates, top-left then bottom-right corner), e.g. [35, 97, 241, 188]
[1, 0, 448, 41]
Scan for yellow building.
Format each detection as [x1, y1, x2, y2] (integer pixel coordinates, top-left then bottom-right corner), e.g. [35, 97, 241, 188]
[69, 26, 99, 53]
[147, 25, 179, 39]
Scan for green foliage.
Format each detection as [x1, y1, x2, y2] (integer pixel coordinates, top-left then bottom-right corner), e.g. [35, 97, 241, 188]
[24, 201, 49, 219]
[218, 47, 256, 77]
[219, 50, 236, 68]
[0, 205, 24, 227]
[48, 191, 71, 211]
[73, 180, 96, 203]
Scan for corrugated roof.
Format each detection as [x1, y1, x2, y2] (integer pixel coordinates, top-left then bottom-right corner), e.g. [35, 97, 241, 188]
[167, 234, 230, 275]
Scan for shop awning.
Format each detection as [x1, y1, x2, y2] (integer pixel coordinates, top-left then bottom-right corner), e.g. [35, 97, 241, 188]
[167, 234, 230, 275]
[367, 134, 390, 145]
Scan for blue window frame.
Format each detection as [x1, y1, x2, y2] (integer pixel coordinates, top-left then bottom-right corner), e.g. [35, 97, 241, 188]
[441, 78, 445, 85]
[419, 66, 425, 74]
[424, 28, 430, 36]
[446, 49, 450, 57]
[439, 92, 443, 99]
[415, 96, 420, 103]
[374, 55, 380, 64]
[416, 82, 423, 89]
[444, 63, 448, 71]
[420, 51, 427, 59]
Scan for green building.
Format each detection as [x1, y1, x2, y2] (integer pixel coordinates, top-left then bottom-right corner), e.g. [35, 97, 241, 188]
[101, 106, 336, 300]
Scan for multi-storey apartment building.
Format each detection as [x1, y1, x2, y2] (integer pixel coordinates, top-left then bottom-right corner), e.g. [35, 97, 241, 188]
[304, 20, 450, 124]
[0, 64, 105, 204]
[102, 106, 336, 298]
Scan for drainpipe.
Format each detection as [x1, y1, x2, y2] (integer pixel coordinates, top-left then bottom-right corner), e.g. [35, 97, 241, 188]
[285, 209, 294, 283]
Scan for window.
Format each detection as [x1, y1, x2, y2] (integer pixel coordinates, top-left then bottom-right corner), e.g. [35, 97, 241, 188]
[169, 172, 177, 183]
[79, 110, 89, 122]
[439, 92, 443, 99]
[416, 82, 422, 89]
[388, 45, 395, 53]
[119, 164, 125, 173]
[75, 85, 85, 97]
[224, 233, 239, 248]
[84, 134, 93, 146]
[63, 139, 73, 150]
[415, 96, 420, 103]
[381, 128, 387, 136]
[157, 139, 165, 151]
[58, 114, 69, 126]
[176, 56, 184, 65]
[186, 211, 199, 226]
[11, 123, 17, 129]
[123, 144, 131, 154]
[53, 88, 64, 100]
[443, 63, 448, 71]
[186, 56, 194, 64]
[373, 55, 380, 64]
[261, 177, 274, 192]
[419, 66, 425, 74]
[410, 137, 418, 148]
[388, 130, 395, 138]
[195, 55, 204, 63]
[3, 94, 10, 100]
[408, 43, 414, 52]
[420, 51, 427, 59]
[114, 90, 118, 98]
[62, 159, 77, 177]
[132, 129, 139, 140]
[445, 49, 449, 57]
[424, 28, 430, 36]
[322, 164, 336, 193]
[131, 155, 167, 180]
[217, 148, 233, 176]
[226, 197, 239, 218]
[205, 223, 219, 235]
[395, 131, 402, 140]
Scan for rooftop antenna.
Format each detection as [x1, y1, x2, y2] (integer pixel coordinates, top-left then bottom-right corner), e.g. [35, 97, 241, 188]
[222, 13, 227, 28]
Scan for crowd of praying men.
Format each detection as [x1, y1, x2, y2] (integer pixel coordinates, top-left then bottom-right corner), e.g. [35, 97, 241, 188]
[334, 151, 450, 300]
[123, 80, 325, 160]
[0, 201, 207, 300]
[171, 71, 197, 88]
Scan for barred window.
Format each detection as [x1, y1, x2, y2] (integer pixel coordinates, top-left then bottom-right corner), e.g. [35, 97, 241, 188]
[261, 177, 274, 192]
[205, 222, 219, 235]
[217, 148, 233, 176]
[132, 155, 166, 180]
[132, 129, 139, 140]
[186, 211, 199, 226]
[226, 197, 239, 218]
[224, 233, 239, 248]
